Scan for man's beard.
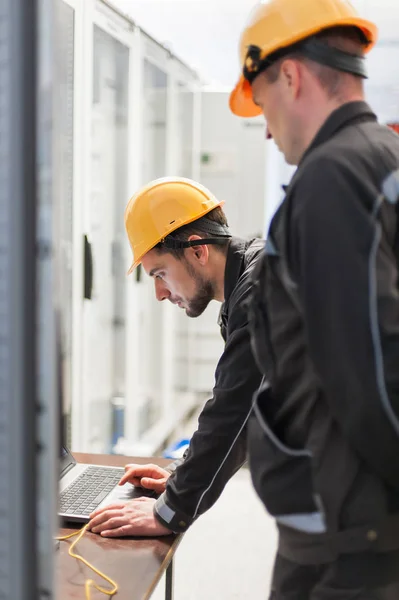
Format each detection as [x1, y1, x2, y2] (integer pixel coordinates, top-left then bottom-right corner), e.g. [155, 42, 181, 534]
[184, 261, 215, 318]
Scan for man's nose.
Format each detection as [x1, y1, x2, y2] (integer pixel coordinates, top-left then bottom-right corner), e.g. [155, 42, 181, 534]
[154, 279, 170, 302]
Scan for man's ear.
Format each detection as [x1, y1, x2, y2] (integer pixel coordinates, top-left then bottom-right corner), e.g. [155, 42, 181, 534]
[281, 58, 301, 100]
[187, 235, 209, 266]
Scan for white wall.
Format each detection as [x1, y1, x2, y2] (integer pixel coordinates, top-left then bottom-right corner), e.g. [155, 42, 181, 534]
[180, 90, 268, 395]
[199, 91, 266, 238]
[112, 0, 256, 86]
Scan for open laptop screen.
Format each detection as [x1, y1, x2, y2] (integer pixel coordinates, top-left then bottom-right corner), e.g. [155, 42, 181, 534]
[60, 445, 75, 477]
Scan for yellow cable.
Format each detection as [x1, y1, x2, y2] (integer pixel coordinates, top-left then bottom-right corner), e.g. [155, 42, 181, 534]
[56, 525, 118, 599]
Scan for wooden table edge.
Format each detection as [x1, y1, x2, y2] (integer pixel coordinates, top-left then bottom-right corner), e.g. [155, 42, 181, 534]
[142, 533, 183, 600]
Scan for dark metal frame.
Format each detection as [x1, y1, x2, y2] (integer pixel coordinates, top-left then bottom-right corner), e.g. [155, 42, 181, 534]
[165, 558, 175, 600]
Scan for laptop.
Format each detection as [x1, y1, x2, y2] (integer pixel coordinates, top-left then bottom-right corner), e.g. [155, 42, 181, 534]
[59, 445, 157, 523]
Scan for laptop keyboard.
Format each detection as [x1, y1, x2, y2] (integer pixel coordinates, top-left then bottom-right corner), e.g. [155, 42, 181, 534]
[60, 466, 124, 516]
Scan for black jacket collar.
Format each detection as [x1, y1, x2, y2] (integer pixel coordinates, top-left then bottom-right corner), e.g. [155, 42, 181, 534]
[224, 237, 248, 306]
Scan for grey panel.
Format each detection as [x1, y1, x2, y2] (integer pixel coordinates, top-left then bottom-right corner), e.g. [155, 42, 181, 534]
[0, 0, 58, 598]
[0, 2, 12, 595]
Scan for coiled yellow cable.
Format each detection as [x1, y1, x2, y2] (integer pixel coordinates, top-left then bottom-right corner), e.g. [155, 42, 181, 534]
[57, 525, 118, 599]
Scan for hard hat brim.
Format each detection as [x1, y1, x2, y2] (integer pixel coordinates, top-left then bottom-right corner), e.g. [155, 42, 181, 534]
[229, 76, 263, 118]
[127, 260, 139, 276]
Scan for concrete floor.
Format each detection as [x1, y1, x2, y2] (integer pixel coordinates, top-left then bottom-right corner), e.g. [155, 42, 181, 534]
[151, 466, 277, 600]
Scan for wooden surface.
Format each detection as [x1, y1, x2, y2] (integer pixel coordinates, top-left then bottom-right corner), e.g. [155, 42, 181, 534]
[57, 453, 181, 600]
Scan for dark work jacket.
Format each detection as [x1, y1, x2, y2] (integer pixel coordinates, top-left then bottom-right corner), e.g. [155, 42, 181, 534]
[248, 101, 399, 568]
[154, 237, 264, 532]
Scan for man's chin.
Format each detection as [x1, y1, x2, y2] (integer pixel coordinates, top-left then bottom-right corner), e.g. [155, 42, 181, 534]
[185, 304, 209, 318]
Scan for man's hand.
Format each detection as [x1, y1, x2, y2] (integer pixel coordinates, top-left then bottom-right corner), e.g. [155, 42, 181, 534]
[87, 497, 172, 537]
[119, 463, 170, 494]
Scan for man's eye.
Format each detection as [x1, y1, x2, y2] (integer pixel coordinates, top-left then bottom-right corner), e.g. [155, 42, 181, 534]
[156, 274, 164, 281]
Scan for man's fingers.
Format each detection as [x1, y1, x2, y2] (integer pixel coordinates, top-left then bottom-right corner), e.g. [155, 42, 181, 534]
[119, 464, 155, 486]
[88, 506, 124, 526]
[119, 464, 169, 486]
[140, 477, 158, 488]
[124, 464, 159, 477]
[135, 464, 168, 478]
[119, 464, 145, 485]
[119, 472, 142, 486]
[91, 516, 127, 534]
[140, 477, 166, 493]
[100, 525, 133, 538]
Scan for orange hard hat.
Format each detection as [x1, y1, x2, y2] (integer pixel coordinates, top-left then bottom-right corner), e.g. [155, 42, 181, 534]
[230, 0, 378, 118]
[124, 177, 225, 274]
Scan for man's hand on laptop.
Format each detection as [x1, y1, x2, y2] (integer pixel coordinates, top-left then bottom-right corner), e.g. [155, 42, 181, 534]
[87, 497, 172, 537]
[119, 463, 170, 494]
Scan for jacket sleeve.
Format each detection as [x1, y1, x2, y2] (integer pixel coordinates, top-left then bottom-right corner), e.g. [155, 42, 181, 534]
[164, 460, 183, 475]
[289, 157, 399, 489]
[164, 449, 188, 475]
[154, 279, 263, 533]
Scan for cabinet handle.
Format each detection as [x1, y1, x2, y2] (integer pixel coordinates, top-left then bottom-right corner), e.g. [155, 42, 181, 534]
[84, 234, 93, 300]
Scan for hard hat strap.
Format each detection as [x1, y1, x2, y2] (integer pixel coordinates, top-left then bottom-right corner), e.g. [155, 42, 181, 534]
[244, 38, 367, 83]
[192, 217, 231, 237]
[299, 39, 367, 78]
[161, 235, 232, 250]
[160, 217, 231, 250]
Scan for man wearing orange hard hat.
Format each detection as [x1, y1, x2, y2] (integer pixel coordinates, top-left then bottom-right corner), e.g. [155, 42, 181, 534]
[230, 0, 399, 597]
[88, 177, 265, 539]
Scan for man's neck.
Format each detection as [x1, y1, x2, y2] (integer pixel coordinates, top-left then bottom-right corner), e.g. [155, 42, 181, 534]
[212, 250, 228, 303]
[297, 93, 365, 163]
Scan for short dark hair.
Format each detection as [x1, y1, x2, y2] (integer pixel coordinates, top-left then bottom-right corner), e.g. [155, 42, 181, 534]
[154, 206, 230, 260]
[264, 26, 367, 97]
